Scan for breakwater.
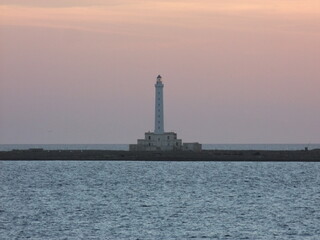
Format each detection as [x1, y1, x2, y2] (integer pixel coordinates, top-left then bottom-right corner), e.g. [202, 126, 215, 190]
[1, 149, 320, 161]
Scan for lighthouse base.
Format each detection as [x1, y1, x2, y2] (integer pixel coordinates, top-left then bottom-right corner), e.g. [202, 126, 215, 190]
[130, 132, 182, 151]
[130, 132, 202, 152]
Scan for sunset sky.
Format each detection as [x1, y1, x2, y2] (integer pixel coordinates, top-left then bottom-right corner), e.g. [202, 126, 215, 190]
[1, 0, 319, 144]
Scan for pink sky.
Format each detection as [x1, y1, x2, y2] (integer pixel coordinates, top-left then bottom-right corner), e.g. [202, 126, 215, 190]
[1, 0, 320, 144]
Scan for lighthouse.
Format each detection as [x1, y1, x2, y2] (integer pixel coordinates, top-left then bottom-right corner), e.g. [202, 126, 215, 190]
[129, 75, 201, 151]
[155, 75, 164, 134]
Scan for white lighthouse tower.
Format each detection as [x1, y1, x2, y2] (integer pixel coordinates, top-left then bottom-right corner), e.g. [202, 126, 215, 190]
[155, 75, 164, 134]
[129, 75, 201, 151]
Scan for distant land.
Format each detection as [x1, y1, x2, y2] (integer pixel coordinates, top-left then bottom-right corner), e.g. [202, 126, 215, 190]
[1, 144, 320, 151]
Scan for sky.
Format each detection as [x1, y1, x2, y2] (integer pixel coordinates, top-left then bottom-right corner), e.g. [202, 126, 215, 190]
[0, 0, 319, 144]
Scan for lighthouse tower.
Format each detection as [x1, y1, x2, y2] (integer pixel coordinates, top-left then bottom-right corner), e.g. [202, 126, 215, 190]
[155, 75, 164, 134]
[129, 74, 201, 151]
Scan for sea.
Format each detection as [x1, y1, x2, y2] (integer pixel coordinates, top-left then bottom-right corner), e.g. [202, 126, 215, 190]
[1, 145, 320, 239]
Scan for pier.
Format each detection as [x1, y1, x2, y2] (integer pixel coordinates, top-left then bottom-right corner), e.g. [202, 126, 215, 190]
[1, 149, 320, 161]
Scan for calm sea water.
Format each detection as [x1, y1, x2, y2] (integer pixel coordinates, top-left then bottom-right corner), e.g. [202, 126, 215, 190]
[1, 143, 320, 151]
[1, 161, 319, 240]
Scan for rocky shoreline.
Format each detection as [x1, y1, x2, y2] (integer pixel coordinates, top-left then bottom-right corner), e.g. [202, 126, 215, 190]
[1, 149, 320, 161]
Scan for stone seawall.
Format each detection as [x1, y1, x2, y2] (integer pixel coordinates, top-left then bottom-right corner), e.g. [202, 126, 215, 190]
[1, 149, 320, 161]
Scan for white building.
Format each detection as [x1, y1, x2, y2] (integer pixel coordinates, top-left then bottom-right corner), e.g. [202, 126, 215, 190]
[154, 75, 164, 134]
[130, 75, 201, 152]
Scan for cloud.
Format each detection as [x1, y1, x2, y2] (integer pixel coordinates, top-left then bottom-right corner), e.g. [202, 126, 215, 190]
[0, 0, 126, 8]
[0, 1, 319, 43]
[1, 0, 319, 13]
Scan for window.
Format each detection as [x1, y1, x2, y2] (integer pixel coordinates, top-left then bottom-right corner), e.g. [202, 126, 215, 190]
[148, 136, 151, 140]
[167, 136, 170, 140]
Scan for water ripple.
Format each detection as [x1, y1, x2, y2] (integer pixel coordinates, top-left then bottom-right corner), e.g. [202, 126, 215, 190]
[0, 161, 320, 239]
